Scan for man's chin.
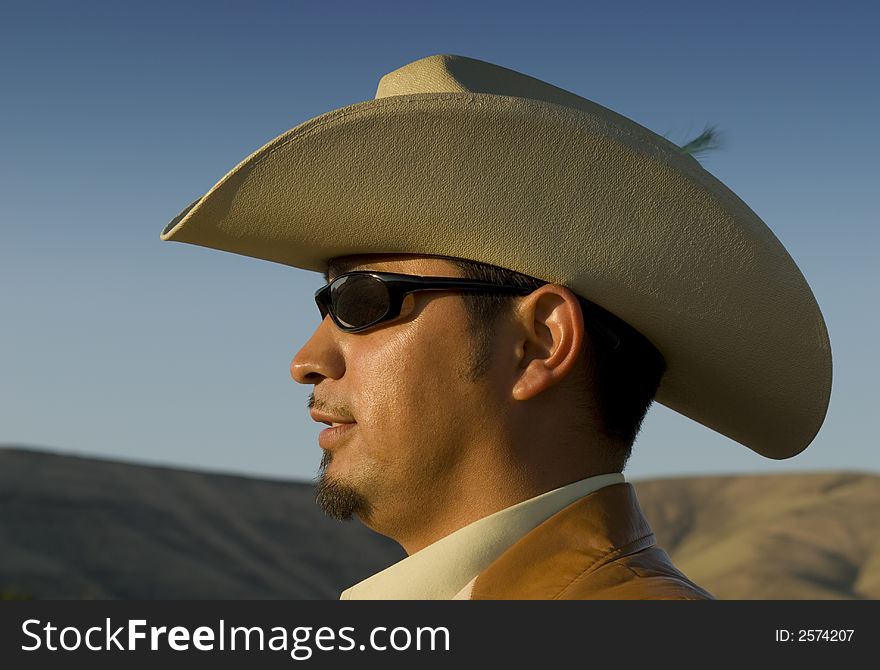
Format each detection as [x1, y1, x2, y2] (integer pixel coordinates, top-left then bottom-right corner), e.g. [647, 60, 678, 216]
[315, 454, 373, 522]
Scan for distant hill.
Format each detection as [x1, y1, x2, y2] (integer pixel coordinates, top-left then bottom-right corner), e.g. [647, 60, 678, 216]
[635, 472, 880, 599]
[1, 447, 877, 599]
[0, 447, 404, 599]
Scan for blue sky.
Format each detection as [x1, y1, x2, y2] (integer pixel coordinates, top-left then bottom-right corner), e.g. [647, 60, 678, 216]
[1, 0, 877, 482]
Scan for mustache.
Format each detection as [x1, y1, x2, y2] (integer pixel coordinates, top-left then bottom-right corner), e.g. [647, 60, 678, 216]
[308, 392, 355, 422]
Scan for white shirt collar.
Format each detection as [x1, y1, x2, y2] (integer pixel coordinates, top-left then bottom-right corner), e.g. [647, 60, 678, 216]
[339, 472, 625, 600]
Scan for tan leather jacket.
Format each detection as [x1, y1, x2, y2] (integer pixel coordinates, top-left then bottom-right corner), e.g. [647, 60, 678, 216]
[466, 482, 715, 600]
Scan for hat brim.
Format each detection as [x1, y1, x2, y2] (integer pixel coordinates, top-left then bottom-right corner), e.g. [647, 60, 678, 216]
[162, 92, 832, 459]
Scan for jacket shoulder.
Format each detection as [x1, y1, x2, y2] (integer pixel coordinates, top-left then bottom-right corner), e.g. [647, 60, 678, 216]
[558, 545, 716, 600]
[469, 483, 717, 601]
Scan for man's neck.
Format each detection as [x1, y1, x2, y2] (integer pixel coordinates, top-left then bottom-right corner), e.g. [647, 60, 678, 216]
[392, 465, 616, 555]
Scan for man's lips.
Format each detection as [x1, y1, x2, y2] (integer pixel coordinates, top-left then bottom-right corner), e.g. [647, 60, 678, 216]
[318, 421, 357, 449]
[309, 409, 356, 427]
[310, 407, 357, 449]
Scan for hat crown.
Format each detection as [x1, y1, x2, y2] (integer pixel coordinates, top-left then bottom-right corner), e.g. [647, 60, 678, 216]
[376, 54, 578, 104]
[375, 54, 680, 152]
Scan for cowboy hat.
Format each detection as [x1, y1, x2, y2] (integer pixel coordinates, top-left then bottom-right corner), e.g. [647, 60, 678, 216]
[161, 53, 832, 460]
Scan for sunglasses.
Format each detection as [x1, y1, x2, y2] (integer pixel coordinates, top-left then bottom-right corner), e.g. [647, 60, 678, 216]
[315, 271, 536, 333]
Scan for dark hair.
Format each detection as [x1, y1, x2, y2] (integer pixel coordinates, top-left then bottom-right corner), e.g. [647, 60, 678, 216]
[445, 257, 666, 472]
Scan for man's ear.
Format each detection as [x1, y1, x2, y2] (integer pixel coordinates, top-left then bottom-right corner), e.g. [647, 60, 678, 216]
[510, 284, 586, 401]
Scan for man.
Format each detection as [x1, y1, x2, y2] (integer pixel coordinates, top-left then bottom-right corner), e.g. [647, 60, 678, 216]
[161, 54, 832, 599]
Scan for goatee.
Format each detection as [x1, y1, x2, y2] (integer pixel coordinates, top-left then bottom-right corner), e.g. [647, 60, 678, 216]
[315, 450, 373, 522]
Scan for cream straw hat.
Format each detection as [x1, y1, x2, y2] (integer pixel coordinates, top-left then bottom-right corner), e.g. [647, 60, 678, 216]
[161, 53, 832, 459]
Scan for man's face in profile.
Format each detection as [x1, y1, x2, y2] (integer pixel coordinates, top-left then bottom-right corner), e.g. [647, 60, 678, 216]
[290, 254, 510, 544]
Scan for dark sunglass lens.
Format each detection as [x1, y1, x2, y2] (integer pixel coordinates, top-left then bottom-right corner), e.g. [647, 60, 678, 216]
[330, 274, 390, 329]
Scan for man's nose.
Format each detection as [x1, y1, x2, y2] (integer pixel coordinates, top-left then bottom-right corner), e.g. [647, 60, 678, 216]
[290, 317, 345, 385]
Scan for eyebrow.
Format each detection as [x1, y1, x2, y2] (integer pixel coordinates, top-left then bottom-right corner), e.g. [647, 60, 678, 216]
[324, 258, 364, 283]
